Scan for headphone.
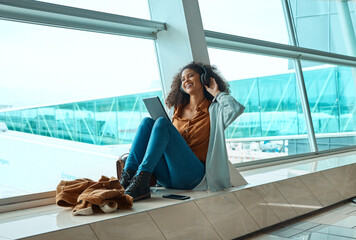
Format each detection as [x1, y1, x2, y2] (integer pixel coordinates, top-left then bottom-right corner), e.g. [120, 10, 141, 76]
[180, 65, 210, 94]
[199, 65, 210, 87]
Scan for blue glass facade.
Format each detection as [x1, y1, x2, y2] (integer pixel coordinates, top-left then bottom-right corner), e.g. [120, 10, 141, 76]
[1, 66, 355, 151]
[0, 91, 162, 145]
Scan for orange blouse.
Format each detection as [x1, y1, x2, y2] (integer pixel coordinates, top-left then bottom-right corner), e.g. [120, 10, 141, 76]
[172, 98, 211, 163]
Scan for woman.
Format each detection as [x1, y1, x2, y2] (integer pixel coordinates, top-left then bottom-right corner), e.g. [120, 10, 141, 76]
[120, 62, 245, 201]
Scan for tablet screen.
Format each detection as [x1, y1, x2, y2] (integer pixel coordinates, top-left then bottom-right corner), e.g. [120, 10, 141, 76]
[143, 96, 170, 121]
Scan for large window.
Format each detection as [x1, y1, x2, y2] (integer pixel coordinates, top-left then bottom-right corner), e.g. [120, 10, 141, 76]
[0, 19, 160, 199]
[209, 49, 310, 164]
[199, 0, 289, 44]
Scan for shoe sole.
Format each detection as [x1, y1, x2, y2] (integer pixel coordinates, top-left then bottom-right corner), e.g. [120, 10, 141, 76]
[133, 192, 151, 202]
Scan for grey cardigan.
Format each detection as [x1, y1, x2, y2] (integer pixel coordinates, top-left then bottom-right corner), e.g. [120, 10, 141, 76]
[194, 92, 246, 191]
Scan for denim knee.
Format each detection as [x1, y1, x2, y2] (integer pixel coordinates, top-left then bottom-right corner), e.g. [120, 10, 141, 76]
[140, 117, 155, 128]
[154, 117, 170, 128]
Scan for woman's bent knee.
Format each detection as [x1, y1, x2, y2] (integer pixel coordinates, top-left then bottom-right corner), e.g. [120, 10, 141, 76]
[140, 117, 155, 127]
[154, 117, 170, 127]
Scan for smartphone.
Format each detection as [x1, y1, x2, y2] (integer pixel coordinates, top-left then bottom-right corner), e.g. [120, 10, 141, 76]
[162, 194, 190, 200]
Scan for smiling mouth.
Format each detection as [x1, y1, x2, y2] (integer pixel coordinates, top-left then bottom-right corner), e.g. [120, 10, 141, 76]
[185, 83, 193, 88]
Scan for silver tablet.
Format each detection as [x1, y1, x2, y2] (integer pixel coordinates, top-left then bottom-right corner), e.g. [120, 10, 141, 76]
[143, 96, 170, 121]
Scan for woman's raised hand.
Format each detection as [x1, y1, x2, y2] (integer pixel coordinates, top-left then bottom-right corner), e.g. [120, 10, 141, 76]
[205, 77, 221, 97]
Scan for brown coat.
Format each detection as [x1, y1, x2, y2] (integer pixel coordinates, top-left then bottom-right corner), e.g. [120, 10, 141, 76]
[56, 176, 133, 215]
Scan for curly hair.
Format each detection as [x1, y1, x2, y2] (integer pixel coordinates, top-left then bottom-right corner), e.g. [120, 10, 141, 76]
[165, 62, 230, 108]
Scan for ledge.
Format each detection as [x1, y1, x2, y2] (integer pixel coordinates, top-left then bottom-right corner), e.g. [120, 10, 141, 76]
[0, 151, 355, 240]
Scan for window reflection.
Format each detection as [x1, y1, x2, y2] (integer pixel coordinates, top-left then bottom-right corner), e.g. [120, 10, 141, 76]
[290, 0, 356, 57]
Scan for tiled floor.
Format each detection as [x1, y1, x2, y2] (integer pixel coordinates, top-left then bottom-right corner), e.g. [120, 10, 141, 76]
[245, 199, 356, 240]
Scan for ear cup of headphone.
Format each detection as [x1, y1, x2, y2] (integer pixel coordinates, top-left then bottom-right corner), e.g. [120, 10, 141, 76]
[200, 66, 210, 87]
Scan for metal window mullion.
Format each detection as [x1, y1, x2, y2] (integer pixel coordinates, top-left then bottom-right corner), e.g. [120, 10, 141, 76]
[0, 0, 166, 39]
[328, 3, 331, 54]
[256, 77, 263, 137]
[204, 31, 356, 68]
[293, 59, 318, 152]
[282, 0, 318, 153]
[335, 1, 356, 57]
[335, 69, 341, 133]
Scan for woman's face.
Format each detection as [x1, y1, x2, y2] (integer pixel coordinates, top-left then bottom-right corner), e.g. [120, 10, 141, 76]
[181, 68, 204, 95]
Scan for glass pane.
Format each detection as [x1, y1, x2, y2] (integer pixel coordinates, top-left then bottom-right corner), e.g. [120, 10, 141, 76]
[290, 0, 356, 57]
[301, 61, 356, 150]
[38, 107, 56, 137]
[35, 0, 150, 19]
[199, 0, 289, 44]
[74, 102, 96, 144]
[116, 91, 162, 144]
[0, 20, 160, 110]
[0, 20, 160, 199]
[95, 98, 119, 145]
[209, 48, 310, 164]
[55, 104, 75, 141]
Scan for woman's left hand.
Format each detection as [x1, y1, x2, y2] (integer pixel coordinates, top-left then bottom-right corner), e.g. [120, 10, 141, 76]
[205, 77, 221, 97]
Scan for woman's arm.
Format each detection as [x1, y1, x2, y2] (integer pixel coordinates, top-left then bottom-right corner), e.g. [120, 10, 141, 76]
[215, 92, 245, 128]
[205, 78, 245, 129]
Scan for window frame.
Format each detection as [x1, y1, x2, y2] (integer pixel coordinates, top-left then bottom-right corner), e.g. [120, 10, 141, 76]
[1, 0, 356, 212]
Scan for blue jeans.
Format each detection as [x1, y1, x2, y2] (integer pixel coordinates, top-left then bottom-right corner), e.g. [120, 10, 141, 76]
[124, 117, 205, 190]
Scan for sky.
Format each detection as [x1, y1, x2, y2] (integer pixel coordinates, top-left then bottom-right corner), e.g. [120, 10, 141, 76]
[0, 0, 327, 109]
